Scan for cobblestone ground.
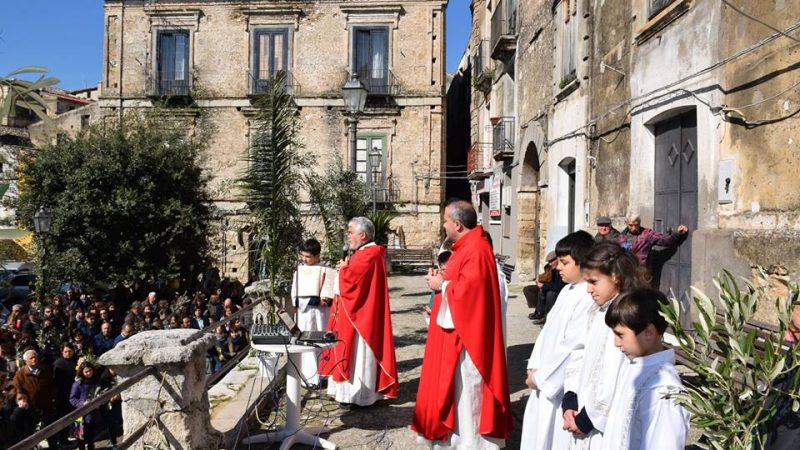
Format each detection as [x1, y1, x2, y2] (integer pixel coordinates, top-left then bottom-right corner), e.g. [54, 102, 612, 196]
[241, 274, 537, 449]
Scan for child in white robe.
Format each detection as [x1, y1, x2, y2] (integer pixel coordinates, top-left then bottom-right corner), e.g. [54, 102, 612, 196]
[601, 288, 689, 450]
[561, 241, 649, 449]
[290, 238, 336, 386]
[520, 230, 597, 450]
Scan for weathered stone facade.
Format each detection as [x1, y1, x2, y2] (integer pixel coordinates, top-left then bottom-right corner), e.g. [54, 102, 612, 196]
[101, 0, 448, 280]
[455, 0, 800, 297]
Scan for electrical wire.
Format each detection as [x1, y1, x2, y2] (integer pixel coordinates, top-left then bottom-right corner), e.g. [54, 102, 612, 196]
[720, 0, 800, 43]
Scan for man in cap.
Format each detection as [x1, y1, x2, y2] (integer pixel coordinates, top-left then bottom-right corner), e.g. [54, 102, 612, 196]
[523, 251, 565, 324]
[594, 215, 621, 242]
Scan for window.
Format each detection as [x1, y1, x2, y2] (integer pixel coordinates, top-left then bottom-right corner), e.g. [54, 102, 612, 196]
[156, 30, 190, 96]
[253, 29, 289, 93]
[353, 27, 389, 95]
[559, 158, 576, 233]
[649, 0, 676, 19]
[554, 0, 577, 85]
[355, 136, 385, 185]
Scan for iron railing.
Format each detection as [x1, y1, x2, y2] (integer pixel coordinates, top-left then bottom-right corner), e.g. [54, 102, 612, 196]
[356, 67, 400, 96]
[248, 70, 300, 96]
[491, 0, 518, 54]
[492, 117, 515, 159]
[467, 142, 494, 179]
[147, 71, 191, 97]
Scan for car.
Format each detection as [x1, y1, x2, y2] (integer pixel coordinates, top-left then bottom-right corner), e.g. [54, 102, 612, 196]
[0, 272, 37, 308]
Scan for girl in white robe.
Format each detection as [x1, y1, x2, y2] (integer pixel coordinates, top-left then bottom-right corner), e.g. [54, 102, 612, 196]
[561, 241, 649, 450]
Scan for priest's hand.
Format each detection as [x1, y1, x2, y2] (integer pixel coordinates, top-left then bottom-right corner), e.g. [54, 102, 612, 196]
[525, 369, 538, 390]
[425, 268, 444, 292]
[336, 259, 347, 270]
[563, 409, 578, 432]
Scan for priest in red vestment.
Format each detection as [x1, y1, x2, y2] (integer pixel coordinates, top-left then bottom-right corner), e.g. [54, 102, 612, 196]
[320, 216, 398, 407]
[412, 199, 513, 447]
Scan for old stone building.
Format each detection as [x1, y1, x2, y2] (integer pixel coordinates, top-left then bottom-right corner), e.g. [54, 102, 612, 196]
[455, 0, 800, 307]
[100, 0, 448, 280]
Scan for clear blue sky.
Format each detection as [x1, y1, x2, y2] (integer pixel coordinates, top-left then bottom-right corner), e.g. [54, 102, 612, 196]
[0, 0, 471, 91]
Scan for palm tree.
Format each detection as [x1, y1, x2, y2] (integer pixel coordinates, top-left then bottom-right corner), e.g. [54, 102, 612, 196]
[0, 66, 59, 122]
[240, 71, 308, 309]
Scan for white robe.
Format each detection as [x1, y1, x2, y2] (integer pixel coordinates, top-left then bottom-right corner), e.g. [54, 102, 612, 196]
[326, 243, 385, 406]
[290, 263, 336, 384]
[520, 282, 595, 450]
[567, 299, 627, 450]
[417, 280, 504, 450]
[601, 348, 689, 450]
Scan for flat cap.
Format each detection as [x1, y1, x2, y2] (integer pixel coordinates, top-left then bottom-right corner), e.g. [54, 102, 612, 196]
[596, 215, 612, 225]
[545, 251, 557, 262]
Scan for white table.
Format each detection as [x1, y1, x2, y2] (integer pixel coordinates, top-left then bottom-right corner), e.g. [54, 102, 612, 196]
[243, 342, 336, 450]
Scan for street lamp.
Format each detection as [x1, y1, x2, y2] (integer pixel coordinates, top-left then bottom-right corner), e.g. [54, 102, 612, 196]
[32, 207, 52, 300]
[341, 72, 368, 176]
[368, 147, 382, 212]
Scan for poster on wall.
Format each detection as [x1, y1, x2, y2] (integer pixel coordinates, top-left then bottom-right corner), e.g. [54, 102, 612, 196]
[489, 176, 501, 218]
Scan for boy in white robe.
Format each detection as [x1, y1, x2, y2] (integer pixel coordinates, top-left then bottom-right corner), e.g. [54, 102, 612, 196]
[521, 230, 597, 450]
[290, 238, 336, 386]
[601, 288, 689, 450]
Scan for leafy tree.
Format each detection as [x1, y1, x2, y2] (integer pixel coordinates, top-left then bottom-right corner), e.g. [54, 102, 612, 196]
[1, 67, 59, 122]
[367, 209, 398, 246]
[16, 110, 213, 288]
[240, 71, 308, 303]
[661, 270, 800, 450]
[306, 152, 370, 263]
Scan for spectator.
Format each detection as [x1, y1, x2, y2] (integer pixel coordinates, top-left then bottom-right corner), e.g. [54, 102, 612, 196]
[145, 291, 158, 310]
[94, 322, 117, 356]
[181, 316, 194, 329]
[70, 361, 100, 450]
[222, 298, 240, 316]
[124, 302, 144, 332]
[12, 349, 58, 449]
[190, 307, 208, 330]
[42, 305, 65, 330]
[228, 325, 248, 355]
[6, 304, 25, 333]
[53, 343, 78, 447]
[70, 328, 93, 357]
[618, 214, 688, 267]
[523, 251, 566, 324]
[209, 326, 229, 372]
[207, 294, 222, 321]
[9, 392, 36, 445]
[22, 309, 42, 335]
[113, 323, 135, 347]
[81, 313, 101, 339]
[594, 215, 621, 242]
[99, 367, 122, 448]
[0, 344, 17, 375]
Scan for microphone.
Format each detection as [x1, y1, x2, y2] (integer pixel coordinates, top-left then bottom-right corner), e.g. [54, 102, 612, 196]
[342, 240, 351, 261]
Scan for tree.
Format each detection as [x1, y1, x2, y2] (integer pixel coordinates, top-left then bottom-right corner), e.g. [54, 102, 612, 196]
[16, 110, 213, 288]
[1, 67, 59, 122]
[661, 270, 800, 450]
[240, 71, 308, 303]
[306, 152, 370, 263]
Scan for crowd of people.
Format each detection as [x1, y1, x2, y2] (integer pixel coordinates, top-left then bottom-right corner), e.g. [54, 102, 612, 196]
[0, 275, 251, 449]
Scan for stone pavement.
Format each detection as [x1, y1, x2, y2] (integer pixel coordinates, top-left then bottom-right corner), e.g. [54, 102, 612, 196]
[239, 274, 539, 449]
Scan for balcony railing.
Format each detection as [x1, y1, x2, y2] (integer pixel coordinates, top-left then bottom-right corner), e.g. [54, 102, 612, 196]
[248, 70, 300, 97]
[356, 67, 400, 97]
[467, 142, 494, 179]
[491, 0, 518, 60]
[147, 71, 191, 97]
[492, 117, 515, 160]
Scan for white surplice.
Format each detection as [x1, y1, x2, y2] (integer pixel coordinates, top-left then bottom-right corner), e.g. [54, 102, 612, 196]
[601, 348, 689, 450]
[417, 280, 504, 450]
[327, 243, 385, 406]
[497, 263, 509, 347]
[520, 282, 596, 450]
[290, 263, 336, 384]
[568, 298, 627, 450]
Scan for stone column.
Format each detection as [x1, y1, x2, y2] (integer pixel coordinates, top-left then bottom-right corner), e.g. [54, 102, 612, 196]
[98, 329, 221, 450]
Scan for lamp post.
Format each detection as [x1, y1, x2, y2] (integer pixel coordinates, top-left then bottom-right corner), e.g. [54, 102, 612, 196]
[33, 207, 53, 300]
[368, 147, 382, 212]
[341, 72, 368, 178]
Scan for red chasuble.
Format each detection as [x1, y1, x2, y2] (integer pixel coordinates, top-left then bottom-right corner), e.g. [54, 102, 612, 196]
[411, 226, 513, 441]
[319, 244, 398, 398]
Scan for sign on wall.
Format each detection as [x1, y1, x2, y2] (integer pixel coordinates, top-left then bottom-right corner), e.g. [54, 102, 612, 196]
[489, 176, 501, 218]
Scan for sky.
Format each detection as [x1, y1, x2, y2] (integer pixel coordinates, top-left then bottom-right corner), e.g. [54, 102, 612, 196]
[0, 0, 471, 91]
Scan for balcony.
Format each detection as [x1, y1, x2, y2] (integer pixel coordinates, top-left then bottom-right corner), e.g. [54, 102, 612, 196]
[356, 67, 400, 97]
[467, 142, 494, 180]
[492, 117, 515, 160]
[490, 0, 518, 61]
[248, 70, 301, 97]
[471, 40, 492, 93]
[146, 71, 191, 98]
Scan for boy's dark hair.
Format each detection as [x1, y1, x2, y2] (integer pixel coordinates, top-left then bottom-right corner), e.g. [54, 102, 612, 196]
[581, 241, 650, 291]
[554, 230, 595, 264]
[299, 238, 322, 256]
[437, 251, 452, 266]
[605, 288, 669, 334]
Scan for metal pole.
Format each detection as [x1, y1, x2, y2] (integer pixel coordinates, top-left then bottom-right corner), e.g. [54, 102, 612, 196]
[349, 113, 358, 173]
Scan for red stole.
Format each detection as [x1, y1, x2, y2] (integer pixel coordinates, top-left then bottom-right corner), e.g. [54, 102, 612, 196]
[411, 226, 513, 440]
[319, 244, 398, 398]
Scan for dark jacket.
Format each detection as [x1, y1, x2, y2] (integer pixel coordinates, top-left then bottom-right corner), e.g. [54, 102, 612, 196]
[540, 267, 566, 295]
[594, 227, 621, 242]
[94, 333, 117, 356]
[9, 405, 36, 444]
[618, 227, 685, 266]
[53, 357, 78, 411]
